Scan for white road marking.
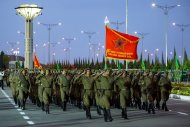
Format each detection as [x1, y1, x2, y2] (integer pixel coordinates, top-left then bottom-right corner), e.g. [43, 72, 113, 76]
[177, 112, 188, 115]
[23, 116, 30, 120]
[1, 89, 35, 125]
[20, 112, 25, 115]
[27, 121, 35, 125]
[17, 109, 22, 111]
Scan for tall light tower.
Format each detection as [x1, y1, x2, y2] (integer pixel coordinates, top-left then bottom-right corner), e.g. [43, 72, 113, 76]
[38, 22, 61, 64]
[172, 22, 190, 65]
[152, 3, 180, 67]
[15, 4, 42, 69]
[81, 31, 96, 60]
[62, 37, 76, 63]
[134, 32, 149, 61]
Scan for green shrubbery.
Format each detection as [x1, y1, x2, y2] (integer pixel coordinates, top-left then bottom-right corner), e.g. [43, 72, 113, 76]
[171, 83, 190, 96]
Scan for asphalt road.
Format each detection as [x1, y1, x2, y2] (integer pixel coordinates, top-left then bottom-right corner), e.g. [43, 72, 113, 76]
[0, 86, 190, 127]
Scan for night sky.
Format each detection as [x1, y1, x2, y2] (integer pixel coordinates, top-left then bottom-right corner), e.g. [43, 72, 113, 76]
[0, 0, 190, 64]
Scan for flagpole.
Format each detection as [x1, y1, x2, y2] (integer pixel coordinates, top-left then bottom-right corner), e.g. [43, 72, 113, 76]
[104, 16, 109, 70]
[125, 0, 128, 70]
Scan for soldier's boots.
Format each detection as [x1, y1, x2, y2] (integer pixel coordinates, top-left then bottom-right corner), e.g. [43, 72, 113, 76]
[97, 106, 102, 115]
[162, 102, 169, 111]
[87, 108, 92, 119]
[106, 109, 113, 122]
[63, 101, 67, 111]
[142, 102, 148, 111]
[21, 100, 25, 110]
[121, 108, 128, 119]
[18, 99, 21, 108]
[137, 101, 142, 110]
[156, 102, 160, 110]
[13, 96, 17, 105]
[148, 103, 155, 114]
[45, 104, 50, 114]
[41, 102, 45, 111]
[37, 99, 41, 107]
[103, 108, 108, 122]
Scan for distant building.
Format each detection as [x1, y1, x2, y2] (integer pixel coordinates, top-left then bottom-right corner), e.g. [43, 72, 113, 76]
[7, 55, 24, 69]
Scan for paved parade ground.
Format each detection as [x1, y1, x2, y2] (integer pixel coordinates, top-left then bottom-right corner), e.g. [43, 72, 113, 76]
[0, 86, 190, 127]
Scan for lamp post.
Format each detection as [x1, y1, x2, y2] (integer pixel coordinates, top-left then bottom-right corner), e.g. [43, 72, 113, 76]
[155, 48, 159, 63]
[6, 41, 20, 49]
[38, 22, 61, 64]
[34, 44, 38, 53]
[90, 43, 98, 61]
[81, 30, 96, 60]
[110, 20, 125, 31]
[63, 48, 69, 61]
[152, 3, 180, 67]
[134, 31, 149, 61]
[62, 37, 76, 63]
[15, 4, 42, 69]
[172, 22, 190, 65]
[52, 52, 56, 63]
[42, 43, 47, 64]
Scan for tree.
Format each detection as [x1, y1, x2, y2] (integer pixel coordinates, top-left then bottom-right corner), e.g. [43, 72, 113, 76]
[161, 52, 165, 71]
[0, 51, 5, 69]
[183, 48, 188, 65]
[111, 59, 116, 69]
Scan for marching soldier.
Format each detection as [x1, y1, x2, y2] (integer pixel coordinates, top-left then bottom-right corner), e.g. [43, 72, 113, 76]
[36, 70, 45, 111]
[9, 69, 19, 104]
[145, 72, 155, 114]
[131, 72, 141, 109]
[139, 72, 147, 111]
[57, 70, 71, 111]
[98, 70, 120, 122]
[17, 69, 30, 110]
[41, 69, 53, 114]
[114, 71, 131, 119]
[159, 72, 172, 111]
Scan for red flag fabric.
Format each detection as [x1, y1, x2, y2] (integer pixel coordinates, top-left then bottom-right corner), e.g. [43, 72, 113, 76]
[105, 25, 139, 60]
[34, 53, 42, 69]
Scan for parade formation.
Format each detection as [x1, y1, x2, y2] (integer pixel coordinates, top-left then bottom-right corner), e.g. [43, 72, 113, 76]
[3, 68, 172, 122]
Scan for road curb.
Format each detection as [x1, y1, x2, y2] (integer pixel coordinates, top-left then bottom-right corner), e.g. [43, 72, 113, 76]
[170, 94, 190, 101]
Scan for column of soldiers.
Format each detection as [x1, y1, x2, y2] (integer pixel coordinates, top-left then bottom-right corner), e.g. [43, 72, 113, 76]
[6, 68, 172, 122]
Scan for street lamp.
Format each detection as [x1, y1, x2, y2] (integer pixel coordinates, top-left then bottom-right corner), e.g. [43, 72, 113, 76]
[172, 22, 190, 65]
[155, 48, 159, 63]
[34, 44, 38, 53]
[38, 21, 61, 64]
[62, 37, 76, 63]
[63, 48, 69, 61]
[90, 43, 98, 61]
[152, 3, 180, 67]
[15, 4, 42, 69]
[110, 20, 125, 31]
[52, 52, 56, 63]
[81, 30, 96, 60]
[134, 31, 149, 61]
[13, 48, 20, 66]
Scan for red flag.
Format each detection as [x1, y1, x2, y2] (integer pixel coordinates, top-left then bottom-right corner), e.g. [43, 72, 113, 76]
[105, 25, 139, 60]
[34, 53, 42, 69]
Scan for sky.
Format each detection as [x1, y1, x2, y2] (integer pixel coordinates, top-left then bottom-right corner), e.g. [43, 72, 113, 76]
[0, 0, 190, 64]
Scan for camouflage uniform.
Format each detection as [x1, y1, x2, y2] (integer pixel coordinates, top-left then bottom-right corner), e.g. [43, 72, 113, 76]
[159, 72, 172, 111]
[17, 70, 30, 110]
[41, 70, 53, 114]
[114, 71, 131, 119]
[9, 71, 18, 105]
[57, 70, 71, 111]
[36, 71, 45, 111]
[98, 70, 116, 122]
[145, 72, 155, 114]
